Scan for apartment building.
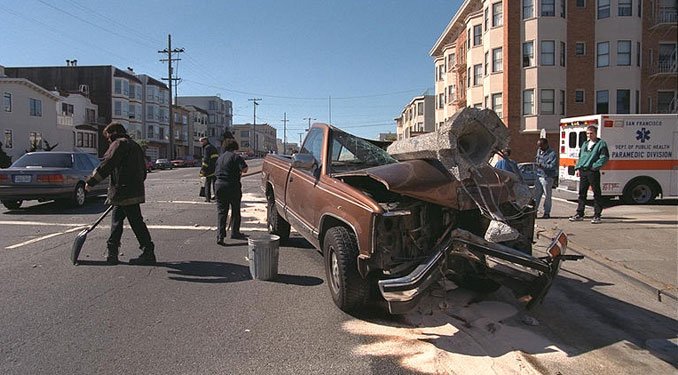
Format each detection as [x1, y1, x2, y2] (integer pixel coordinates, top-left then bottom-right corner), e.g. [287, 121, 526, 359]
[182, 105, 208, 157]
[4, 65, 170, 158]
[1, 65, 102, 163]
[176, 96, 233, 147]
[431, 0, 677, 161]
[232, 123, 277, 156]
[395, 95, 435, 140]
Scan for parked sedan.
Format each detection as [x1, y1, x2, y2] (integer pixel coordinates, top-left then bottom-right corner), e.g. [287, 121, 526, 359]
[0, 152, 108, 210]
[154, 158, 173, 170]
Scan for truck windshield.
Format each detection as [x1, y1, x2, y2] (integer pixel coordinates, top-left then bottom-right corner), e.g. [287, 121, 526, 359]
[329, 129, 397, 172]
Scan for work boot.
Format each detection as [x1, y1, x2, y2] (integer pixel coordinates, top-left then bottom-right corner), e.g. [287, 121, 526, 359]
[106, 245, 119, 265]
[129, 243, 156, 265]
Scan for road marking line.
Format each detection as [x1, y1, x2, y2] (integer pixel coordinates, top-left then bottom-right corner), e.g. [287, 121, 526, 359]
[5, 226, 86, 249]
[0, 221, 86, 227]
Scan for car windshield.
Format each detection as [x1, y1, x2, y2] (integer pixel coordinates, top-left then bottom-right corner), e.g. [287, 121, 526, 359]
[12, 153, 73, 168]
[329, 128, 397, 173]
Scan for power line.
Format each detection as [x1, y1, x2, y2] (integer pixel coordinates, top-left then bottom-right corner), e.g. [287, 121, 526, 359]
[159, 34, 185, 160]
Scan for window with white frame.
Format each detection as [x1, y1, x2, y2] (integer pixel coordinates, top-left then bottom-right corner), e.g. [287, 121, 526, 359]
[523, 41, 534, 67]
[636, 42, 641, 66]
[492, 93, 503, 117]
[4, 129, 12, 148]
[541, 89, 555, 114]
[492, 2, 503, 26]
[576, 42, 586, 56]
[29, 98, 42, 117]
[618, 0, 632, 16]
[560, 90, 565, 115]
[541, 40, 555, 65]
[114, 79, 122, 95]
[560, 41, 566, 66]
[467, 29, 471, 49]
[123, 80, 129, 96]
[159, 127, 165, 140]
[617, 89, 631, 113]
[658, 43, 677, 72]
[438, 93, 445, 109]
[29, 132, 42, 150]
[467, 67, 471, 87]
[597, 42, 610, 67]
[635, 90, 640, 113]
[473, 25, 482, 46]
[484, 52, 489, 75]
[492, 47, 503, 72]
[147, 105, 154, 121]
[417, 102, 423, 115]
[577, 0, 585, 7]
[523, 0, 534, 18]
[448, 85, 456, 102]
[437, 64, 445, 80]
[61, 103, 74, 115]
[523, 89, 534, 115]
[596, 90, 609, 114]
[598, 0, 610, 18]
[473, 64, 483, 85]
[3, 92, 11, 112]
[561, 0, 566, 16]
[575, 90, 585, 103]
[447, 53, 455, 71]
[617, 41, 632, 65]
[657, 91, 676, 113]
[542, 0, 555, 15]
[129, 84, 136, 99]
[484, 8, 489, 30]
[114, 101, 122, 116]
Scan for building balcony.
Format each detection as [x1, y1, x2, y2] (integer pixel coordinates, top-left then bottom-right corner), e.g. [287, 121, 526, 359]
[649, 59, 677, 76]
[57, 115, 73, 127]
[652, 8, 677, 27]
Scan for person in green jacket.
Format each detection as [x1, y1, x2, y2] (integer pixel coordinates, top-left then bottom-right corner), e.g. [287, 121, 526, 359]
[569, 125, 609, 224]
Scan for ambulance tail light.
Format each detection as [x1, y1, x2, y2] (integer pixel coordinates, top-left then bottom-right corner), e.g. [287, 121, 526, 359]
[561, 146, 565, 153]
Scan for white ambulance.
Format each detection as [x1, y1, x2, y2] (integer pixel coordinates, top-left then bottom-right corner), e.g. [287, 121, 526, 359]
[559, 114, 678, 204]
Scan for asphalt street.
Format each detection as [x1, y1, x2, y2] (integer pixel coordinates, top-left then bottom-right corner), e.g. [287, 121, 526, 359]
[0, 162, 676, 374]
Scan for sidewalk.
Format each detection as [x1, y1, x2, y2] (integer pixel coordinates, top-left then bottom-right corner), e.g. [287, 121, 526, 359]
[535, 197, 678, 303]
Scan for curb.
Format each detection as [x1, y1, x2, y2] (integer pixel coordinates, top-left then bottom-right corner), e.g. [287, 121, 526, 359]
[535, 225, 678, 305]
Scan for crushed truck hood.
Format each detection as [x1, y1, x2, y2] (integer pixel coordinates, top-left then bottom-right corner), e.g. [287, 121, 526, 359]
[333, 159, 519, 210]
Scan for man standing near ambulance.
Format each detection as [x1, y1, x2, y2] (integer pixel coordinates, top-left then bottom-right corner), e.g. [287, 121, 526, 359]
[569, 125, 609, 224]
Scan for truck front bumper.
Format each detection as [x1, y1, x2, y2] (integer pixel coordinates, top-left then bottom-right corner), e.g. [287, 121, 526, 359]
[378, 229, 572, 314]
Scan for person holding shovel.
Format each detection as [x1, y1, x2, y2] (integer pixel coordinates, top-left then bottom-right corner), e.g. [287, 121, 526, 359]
[85, 122, 155, 265]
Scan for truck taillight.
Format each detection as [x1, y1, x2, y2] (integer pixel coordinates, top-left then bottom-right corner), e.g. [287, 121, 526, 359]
[0, 174, 8, 182]
[36, 174, 65, 183]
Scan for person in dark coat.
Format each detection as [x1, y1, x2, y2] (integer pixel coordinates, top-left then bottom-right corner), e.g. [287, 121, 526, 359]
[200, 137, 219, 202]
[215, 138, 249, 244]
[85, 122, 155, 265]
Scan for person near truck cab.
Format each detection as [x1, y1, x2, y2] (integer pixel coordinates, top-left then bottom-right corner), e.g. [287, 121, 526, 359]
[214, 138, 249, 244]
[534, 138, 558, 219]
[85, 122, 156, 265]
[569, 125, 609, 224]
[200, 137, 219, 202]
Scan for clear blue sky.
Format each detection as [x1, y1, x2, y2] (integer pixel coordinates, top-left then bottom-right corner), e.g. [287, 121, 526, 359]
[0, 0, 460, 141]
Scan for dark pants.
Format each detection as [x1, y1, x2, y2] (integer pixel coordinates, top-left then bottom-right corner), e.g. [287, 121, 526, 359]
[216, 186, 242, 240]
[576, 169, 603, 217]
[204, 176, 216, 200]
[107, 204, 153, 249]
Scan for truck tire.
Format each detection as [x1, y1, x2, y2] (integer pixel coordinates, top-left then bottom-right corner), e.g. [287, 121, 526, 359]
[1, 200, 22, 210]
[623, 178, 657, 204]
[72, 182, 87, 207]
[267, 199, 290, 242]
[323, 226, 369, 312]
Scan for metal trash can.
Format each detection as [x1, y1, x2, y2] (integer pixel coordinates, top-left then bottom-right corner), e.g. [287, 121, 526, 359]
[246, 234, 280, 281]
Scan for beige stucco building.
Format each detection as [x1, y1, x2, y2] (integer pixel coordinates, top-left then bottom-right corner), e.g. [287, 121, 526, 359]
[395, 95, 435, 140]
[432, 0, 677, 161]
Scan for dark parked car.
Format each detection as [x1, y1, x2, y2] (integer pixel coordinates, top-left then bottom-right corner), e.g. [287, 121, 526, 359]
[0, 152, 108, 209]
[154, 158, 173, 170]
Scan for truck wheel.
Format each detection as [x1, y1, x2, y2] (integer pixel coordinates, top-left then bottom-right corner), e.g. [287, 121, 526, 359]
[72, 183, 87, 207]
[267, 199, 290, 242]
[1, 200, 22, 210]
[623, 178, 656, 204]
[323, 226, 369, 312]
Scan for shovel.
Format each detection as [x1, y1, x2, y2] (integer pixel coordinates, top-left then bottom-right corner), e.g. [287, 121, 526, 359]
[71, 205, 114, 265]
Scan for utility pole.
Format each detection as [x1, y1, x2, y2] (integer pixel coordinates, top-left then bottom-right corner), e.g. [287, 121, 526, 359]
[298, 132, 304, 146]
[281, 112, 288, 155]
[248, 98, 261, 157]
[303, 117, 316, 131]
[159, 34, 184, 159]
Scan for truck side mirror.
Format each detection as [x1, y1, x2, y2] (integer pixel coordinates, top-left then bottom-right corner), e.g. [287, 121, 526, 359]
[292, 153, 316, 170]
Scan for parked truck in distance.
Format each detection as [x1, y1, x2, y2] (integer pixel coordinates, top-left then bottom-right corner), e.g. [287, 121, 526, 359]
[261, 121, 575, 314]
[559, 114, 678, 204]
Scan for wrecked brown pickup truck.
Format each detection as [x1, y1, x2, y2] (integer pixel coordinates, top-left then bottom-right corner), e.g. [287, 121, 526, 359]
[261, 108, 577, 314]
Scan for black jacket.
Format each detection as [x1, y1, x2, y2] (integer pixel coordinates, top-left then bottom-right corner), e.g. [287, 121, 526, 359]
[86, 134, 147, 206]
[201, 142, 219, 177]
